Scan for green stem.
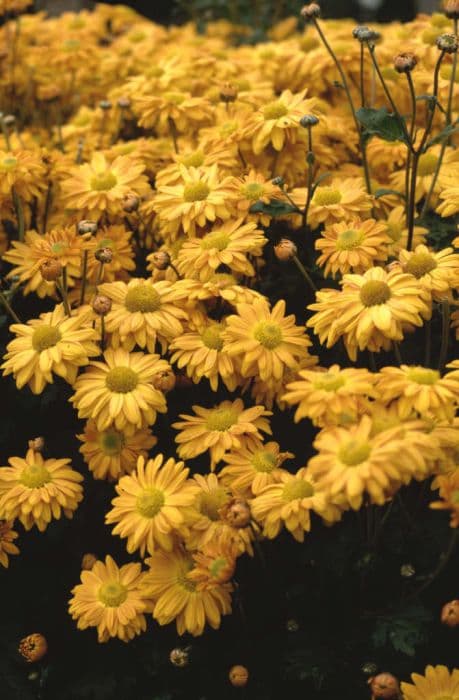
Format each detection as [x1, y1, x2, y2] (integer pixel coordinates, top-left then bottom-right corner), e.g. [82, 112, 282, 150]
[360, 43, 366, 108]
[393, 342, 403, 365]
[96, 261, 104, 288]
[292, 255, 317, 293]
[56, 277, 71, 317]
[405, 530, 458, 602]
[42, 182, 52, 234]
[79, 250, 88, 306]
[12, 187, 24, 242]
[446, 18, 459, 135]
[303, 125, 315, 227]
[168, 116, 179, 154]
[169, 262, 182, 280]
[424, 317, 432, 367]
[100, 315, 106, 352]
[0, 288, 21, 323]
[438, 298, 451, 374]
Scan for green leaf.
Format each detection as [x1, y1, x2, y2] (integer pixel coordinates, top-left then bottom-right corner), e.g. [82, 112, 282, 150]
[356, 107, 409, 144]
[249, 198, 300, 216]
[372, 605, 432, 657]
[426, 122, 459, 148]
[374, 188, 406, 200]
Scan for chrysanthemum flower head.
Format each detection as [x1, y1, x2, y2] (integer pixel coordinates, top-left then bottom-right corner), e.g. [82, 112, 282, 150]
[315, 219, 391, 278]
[401, 665, 459, 700]
[431, 469, 459, 527]
[306, 178, 373, 230]
[0, 521, 19, 568]
[399, 244, 459, 301]
[220, 440, 293, 496]
[0, 149, 46, 203]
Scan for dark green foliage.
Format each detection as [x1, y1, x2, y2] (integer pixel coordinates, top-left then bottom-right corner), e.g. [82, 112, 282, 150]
[356, 107, 409, 145]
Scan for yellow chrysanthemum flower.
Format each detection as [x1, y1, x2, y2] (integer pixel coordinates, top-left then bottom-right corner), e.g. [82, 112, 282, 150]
[69, 555, 152, 643]
[70, 348, 170, 432]
[315, 219, 390, 278]
[175, 273, 265, 309]
[220, 440, 293, 496]
[133, 91, 213, 134]
[377, 365, 459, 422]
[187, 542, 239, 589]
[398, 244, 459, 301]
[228, 170, 282, 226]
[282, 365, 377, 427]
[2, 305, 99, 394]
[383, 205, 427, 255]
[173, 399, 272, 469]
[85, 225, 135, 284]
[77, 420, 157, 481]
[0, 521, 19, 568]
[176, 219, 266, 281]
[401, 665, 459, 700]
[0, 149, 46, 202]
[431, 469, 459, 528]
[251, 467, 341, 542]
[97, 278, 188, 353]
[0, 449, 83, 531]
[294, 178, 373, 230]
[105, 454, 198, 556]
[223, 298, 312, 382]
[144, 547, 233, 636]
[391, 146, 459, 204]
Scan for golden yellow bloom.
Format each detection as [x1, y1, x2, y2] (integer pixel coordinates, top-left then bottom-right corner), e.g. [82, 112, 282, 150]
[228, 170, 281, 227]
[144, 547, 232, 636]
[315, 219, 390, 278]
[223, 298, 312, 382]
[0, 0, 32, 14]
[97, 278, 188, 353]
[251, 467, 341, 542]
[61, 152, 150, 219]
[69, 555, 152, 643]
[77, 420, 157, 481]
[70, 348, 170, 432]
[0, 150, 46, 202]
[383, 205, 427, 255]
[85, 225, 135, 284]
[283, 365, 377, 427]
[392, 147, 459, 206]
[187, 542, 239, 589]
[399, 244, 459, 301]
[173, 398, 271, 469]
[176, 219, 266, 281]
[377, 365, 459, 422]
[220, 440, 293, 496]
[299, 178, 373, 230]
[0, 449, 83, 531]
[169, 319, 238, 392]
[401, 665, 459, 700]
[2, 304, 99, 394]
[0, 521, 19, 568]
[106, 454, 198, 556]
[431, 469, 459, 527]
[176, 273, 265, 308]
[133, 91, 213, 134]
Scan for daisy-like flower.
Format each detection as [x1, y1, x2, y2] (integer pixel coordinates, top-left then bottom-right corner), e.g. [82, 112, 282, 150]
[176, 219, 266, 281]
[295, 178, 373, 230]
[251, 467, 341, 542]
[2, 305, 99, 394]
[175, 273, 265, 308]
[243, 89, 317, 154]
[68, 555, 152, 643]
[77, 420, 157, 481]
[223, 298, 312, 382]
[377, 365, 459, 422]
[105, 454, 198, 557]
[153, 164, 235, 238]
[145, 545, 233, 637]
[187, 542, 240, 589]
[227, 170, 282, 226]
[383, 205, 427, 255]
[220, 441, 293, 496]
[173, 399, 272, 469]
[398, 244, 459, 301]
[401, 665, 459, 700]
[437, 181, 459, 217]
[431, 469, 459, 527]
[0, 521, 19, 568]
[315, 219, 391, 278]
[0, 150, 46, 203]
[307, 267, 431, 361]
[60, 152, 150, 219]
[391, 146, 459, 204]
[0, 449, 83, 531]
[85, 225, 135, 284]
[169, 319, 238, 392]
[97, 278, 188, 353]
[70, 348, 171, 432]
[366, 137, 407, 182]
[133, 90, 213, 134]
[282, 365, 377, 427]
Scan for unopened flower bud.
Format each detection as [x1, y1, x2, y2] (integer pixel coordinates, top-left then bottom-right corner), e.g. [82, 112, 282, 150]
[99, 99, 112, 111]
[220, 498, 251, 528]
[123, 193, 140, 213]
[286, 618, 300, 632]
[19, 634, 48, 663]
[362, 662, 378, 676]
[300, 3, 321, 21]
[441, 599, 459, 627]
[95, 247, 113, 264]
[170, 647, 190, 667]
[28, 437, 45, 452]
[2, 114, 15, 127]
[300, 114, 319, 128]
[445, 1, 459, 19]
[151, 251, 171, 271]
[175, 373, 193, 390]
[77, 220, 98, 235]
[400, 563, 415, 578]
[352, 25, 379, 43]
[152, 368, 176, 393]
[220, 82, 238, 103]
[117, 97, 131, 109]
[274, 238, 297, 262]
[386, 260, 402, 273]
[436, 33, 459, 53]
[229, 665, 249, 688]
[92, 294, 112, 316]
[81, 553, 97, 570]
[368, 673, 400, 699]
[394, 52, 418, 73]
[40, 259, 63, 281]
[272, 176, 285, 187]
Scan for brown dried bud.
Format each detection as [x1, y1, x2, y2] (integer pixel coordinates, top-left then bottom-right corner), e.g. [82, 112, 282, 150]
[92, 294, 112, 316]
[175, 373, 193, 390]
[445, 1, 459, 19]
[2, 114, 15, 128]
[436, 33, 459, 53]
[117, 97, 131, 109]
[99, 99, 112, 111]
[394, 52, 418, 73]
[220, 82, 238, 103]
[229, 665, 249, 688]
[95, 247, 113, 264]
[300, 3, 321, 21]
[151, 251, 171, 271]
[170, 647, 190, 667]
[19, 634, 48, 663]
[40, 259, 63, 282]
[77, 220, 98, 236]
[274, 238, 297, 262]
[441, 599, 459, 627]
[123, 193, 140, 213]
[28, 437, 45, 452]
[81, 553, 97, 570]
[385, 260, 402, 273]
[152, 368, 176, 393]
[220, 498, 251, 528]
[368, 673, 400, 699]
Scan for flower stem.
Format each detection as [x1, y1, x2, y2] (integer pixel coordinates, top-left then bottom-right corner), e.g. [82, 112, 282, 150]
[303, 125, 315, 228]
[169, 262, 182, 280]
[56, 276, 71, 317]
[438, 298, 451, 374]
[0, 288, 21, 323]
[292, 255, 317, 293]
[360, 43, 366, 108]
[168, 116, 179, 154]
[424, 317, 432, 367]
[393, 341, 403, 365]
[0, 116, 11, 150]
[12, 187, 24, 242]
[405, 530, 458, 602]
[79, 250, 89, 306]
[446, 19, 459, 135]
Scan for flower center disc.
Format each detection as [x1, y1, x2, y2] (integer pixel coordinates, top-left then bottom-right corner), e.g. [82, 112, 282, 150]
[359, 280, 391, 306]
[136, 487, 165, 518]
[200, 231, 230, 251]
[339, 440, 372, 466]
[32, 325, 62, 352]
[251, 450, 277, 473]
[1, 157, 17, 171]
[417, 153, 439, 176]
[253, 321, 283, 349]
[90, 172, 117, 191]
[105, 367, 138, 393]
[125, 285, 161, 313]
[20, 464, 52, 488]
[243, 182, 265, 200]
[98, 581, 128, 607]
[100, 429, 125, 455]
[282, 479, 314, 501]
[183, 182, 210, 202]
[406, 367, 440, 385]
[180, 151, 204, 167]
[336, 229, 364, 250]
[201, 325, 224, 350]
[263, 100, 288, 120]
[164, 92, 185, 105]
[205, 407, 238, 432]
[313, 187, 342, 206]
[314, 373, 346, 392]
[199, 488, 229, 520]
[405, 252, 437, 278]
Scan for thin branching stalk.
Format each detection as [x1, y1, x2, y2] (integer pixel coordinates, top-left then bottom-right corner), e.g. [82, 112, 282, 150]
[168, 117, 179, 154]
[303, 125, 315, 228]
[0, 288, 21, 323]
[12, 187, 24, 242]
[438, 298, 451, 374]
[292, 255, 317, 293]
[79, 250, 89, 306]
